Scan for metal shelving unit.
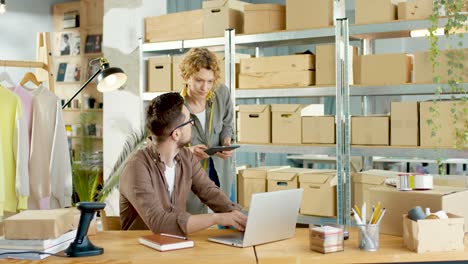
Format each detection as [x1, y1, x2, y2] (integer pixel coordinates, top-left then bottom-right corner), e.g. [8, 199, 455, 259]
[140, 14, 467, 227]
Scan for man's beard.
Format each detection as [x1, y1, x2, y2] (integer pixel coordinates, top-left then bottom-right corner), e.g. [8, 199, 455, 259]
[177, 137, 191, 148]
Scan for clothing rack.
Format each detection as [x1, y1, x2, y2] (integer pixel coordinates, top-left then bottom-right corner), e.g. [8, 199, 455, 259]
[0, 32, 54, 92]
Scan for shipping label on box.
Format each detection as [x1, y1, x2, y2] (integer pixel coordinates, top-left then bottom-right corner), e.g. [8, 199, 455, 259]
[237, 104, 271, 143]
[420, 100, 467, 148]
[244, 4, 285, 34]
[286, 0, 333, 30]
[271, 104, 304, 144]
[403, 213, 465, 253]
[413, 49, 468, 84]
[351, 116, 390, 145]
[145, 10, 204, 43]
[238, 71, 314, 88]
[299, 171, 337, 217]
[147, 56, 172, 92]
[203, 0, 248, 37]
[397, 0, 433, 20]
[240, 54, 315, 73]
[357, 53, 412, 85]
[355, 0, 397, 24]
[391, 101, 419, 146]
[238, 166, 290, 208]
[302, 116, 335, 144]
[369, 186, 468, 236]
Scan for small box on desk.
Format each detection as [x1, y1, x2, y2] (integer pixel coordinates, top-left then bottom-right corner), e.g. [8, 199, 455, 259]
[369, 186, 468, 236]
[237, 104, 271, 143]
[147, 56, 172, 92]
[309, 225, 344, 253]
[244, 4, 285, 34]
[4, 208, 75, 239]
[238, 166, 290, 208]
[403, 213, 464, 253]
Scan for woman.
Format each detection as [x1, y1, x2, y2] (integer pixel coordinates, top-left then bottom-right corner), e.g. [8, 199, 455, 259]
[179, 48, 235, 214]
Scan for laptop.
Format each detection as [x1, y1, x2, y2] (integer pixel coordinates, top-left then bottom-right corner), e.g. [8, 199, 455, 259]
[208, 188, 303, 248]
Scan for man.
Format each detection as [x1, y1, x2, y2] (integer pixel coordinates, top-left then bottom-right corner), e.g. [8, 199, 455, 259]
[120, 92, 247, 236]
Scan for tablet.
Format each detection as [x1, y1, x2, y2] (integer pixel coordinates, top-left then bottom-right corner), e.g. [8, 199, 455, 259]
[204, 145, 240, 155]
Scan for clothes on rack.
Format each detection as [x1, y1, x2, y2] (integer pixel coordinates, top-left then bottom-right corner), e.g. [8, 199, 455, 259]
[0, 85, 29, 216]
[28, 85, 72, 210]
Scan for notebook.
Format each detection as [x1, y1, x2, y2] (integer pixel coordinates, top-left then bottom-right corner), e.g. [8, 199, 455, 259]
[208, 188, 303, 248]
[139, 234, 194, 251]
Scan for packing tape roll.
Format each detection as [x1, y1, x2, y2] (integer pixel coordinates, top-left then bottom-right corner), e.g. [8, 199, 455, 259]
[413, 174, 433, 190]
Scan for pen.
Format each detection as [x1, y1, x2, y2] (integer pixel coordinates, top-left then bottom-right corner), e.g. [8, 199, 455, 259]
[375, 208, 386, 225]
[160, 233, 187, 240]
[368, 205, 375, 225]
[372, 202, 381, 224]
[361, 202, 366, 224]
[354, 205, 362, 219]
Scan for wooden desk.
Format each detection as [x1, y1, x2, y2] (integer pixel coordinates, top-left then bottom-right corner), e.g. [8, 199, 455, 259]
[5, 229, 256, 264]
[255, 228, 468, 264]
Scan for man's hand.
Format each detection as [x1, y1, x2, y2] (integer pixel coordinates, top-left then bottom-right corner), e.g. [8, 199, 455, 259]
[189, 144, 209, 160]
[213, 210, 247, 231]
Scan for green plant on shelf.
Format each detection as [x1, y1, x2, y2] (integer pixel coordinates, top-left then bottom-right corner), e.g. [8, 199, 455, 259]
[427, 0, 467, 173]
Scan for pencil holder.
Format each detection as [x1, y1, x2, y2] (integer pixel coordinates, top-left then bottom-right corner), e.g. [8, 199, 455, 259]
[357, 224, 379, 251]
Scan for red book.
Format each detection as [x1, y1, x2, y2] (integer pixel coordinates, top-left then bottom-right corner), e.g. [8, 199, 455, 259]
[139, 234, 194, 252]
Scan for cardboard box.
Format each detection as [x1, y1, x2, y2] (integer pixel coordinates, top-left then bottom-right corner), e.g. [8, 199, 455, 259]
[238, 166, 290, 208]
[271, 104, 304, 144]
[286, 0, 333, 30]
[302, 116, 335, 144]
[420, 100, 467, 147]
[237, 104, 271, 143]
[145, 10, 204, 43]
[299, 170, 337, 217]
[238, 71, 314, 88]
[397, 0, 433, 20]
[240, 54, 315, 74]
[369, 186, 468, 236]
[4, 208, 75, 239]
[403, 213, 465, 253]
[203, 0, 248, 37]
[433, 175, 468, 188]
[352, 170, 401, 214]
[413, 49, 468, 84]
[355, 0, 397, 24]
[356, 53, 412, 85]
[391, 102, 419, 146]
[316, 45, 358, 85]
[147, 56, 172, 92]
[244, 4, 285, 34]
[351, 116, 390, 145]
[267, 167, 316, 192]
[172, 55, 185, 91]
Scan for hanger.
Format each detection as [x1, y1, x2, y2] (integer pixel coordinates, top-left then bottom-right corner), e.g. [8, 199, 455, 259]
[0, 70, 15, 87]
[20, 71, 42, 87]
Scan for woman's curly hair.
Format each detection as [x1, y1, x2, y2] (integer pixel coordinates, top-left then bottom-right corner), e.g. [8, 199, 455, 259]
[179, 48, 221, 89]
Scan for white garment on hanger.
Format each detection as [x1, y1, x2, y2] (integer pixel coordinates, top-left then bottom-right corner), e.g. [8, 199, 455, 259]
[28, 85, 72, 209]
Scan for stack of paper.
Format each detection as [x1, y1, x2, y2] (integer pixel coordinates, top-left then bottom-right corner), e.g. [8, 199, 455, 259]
[309, 226, 344, 254]
[0, 229, 76, 260]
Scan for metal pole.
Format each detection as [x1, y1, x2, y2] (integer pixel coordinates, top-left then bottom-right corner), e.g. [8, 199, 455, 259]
[225, 28, 237, 203]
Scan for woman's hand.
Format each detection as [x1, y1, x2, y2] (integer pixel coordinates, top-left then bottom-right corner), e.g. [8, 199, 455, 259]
[215, 137, 233, 160]
[189, 144, 209, 160]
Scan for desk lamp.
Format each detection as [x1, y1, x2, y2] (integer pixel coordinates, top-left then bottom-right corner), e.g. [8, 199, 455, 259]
[62, 57, 127, 109]
[65, 202, 106, 257]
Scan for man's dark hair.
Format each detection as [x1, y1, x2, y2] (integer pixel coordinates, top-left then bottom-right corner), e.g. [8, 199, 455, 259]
[146, 92, 185, 141]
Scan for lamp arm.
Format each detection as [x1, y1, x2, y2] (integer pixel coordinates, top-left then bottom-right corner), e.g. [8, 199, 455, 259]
[62, 68, 103, 109]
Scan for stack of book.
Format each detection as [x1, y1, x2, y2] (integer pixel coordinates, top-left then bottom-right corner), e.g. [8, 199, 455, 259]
[0, 229, 76, 260]
[309, 226, 344, 254]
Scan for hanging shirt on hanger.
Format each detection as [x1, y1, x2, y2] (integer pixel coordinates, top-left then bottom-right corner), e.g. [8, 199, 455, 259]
[0, 86, 30, 216]
[28, 86, 72, 210]
[12, 85, 33, 141]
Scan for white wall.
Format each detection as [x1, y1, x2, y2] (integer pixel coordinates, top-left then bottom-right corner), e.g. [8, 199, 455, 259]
[102, 0, 167, 215]
[0, 0, 72, 82]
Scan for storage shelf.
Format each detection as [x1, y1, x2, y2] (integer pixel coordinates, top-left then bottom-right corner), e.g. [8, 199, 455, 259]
[239, 143, 468, 159]
[236, 83, 468, 98]
[140, 83, 467, 101]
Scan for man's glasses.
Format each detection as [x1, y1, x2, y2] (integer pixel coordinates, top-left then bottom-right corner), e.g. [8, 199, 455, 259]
[170, 118, 195, 136]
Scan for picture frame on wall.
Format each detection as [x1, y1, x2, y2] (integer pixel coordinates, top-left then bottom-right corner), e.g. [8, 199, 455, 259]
[85, 34, 102, 54]
[58, 32, 80, 56]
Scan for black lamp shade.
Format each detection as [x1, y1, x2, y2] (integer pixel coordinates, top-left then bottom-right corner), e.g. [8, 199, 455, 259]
[96, 67, 127, 92]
